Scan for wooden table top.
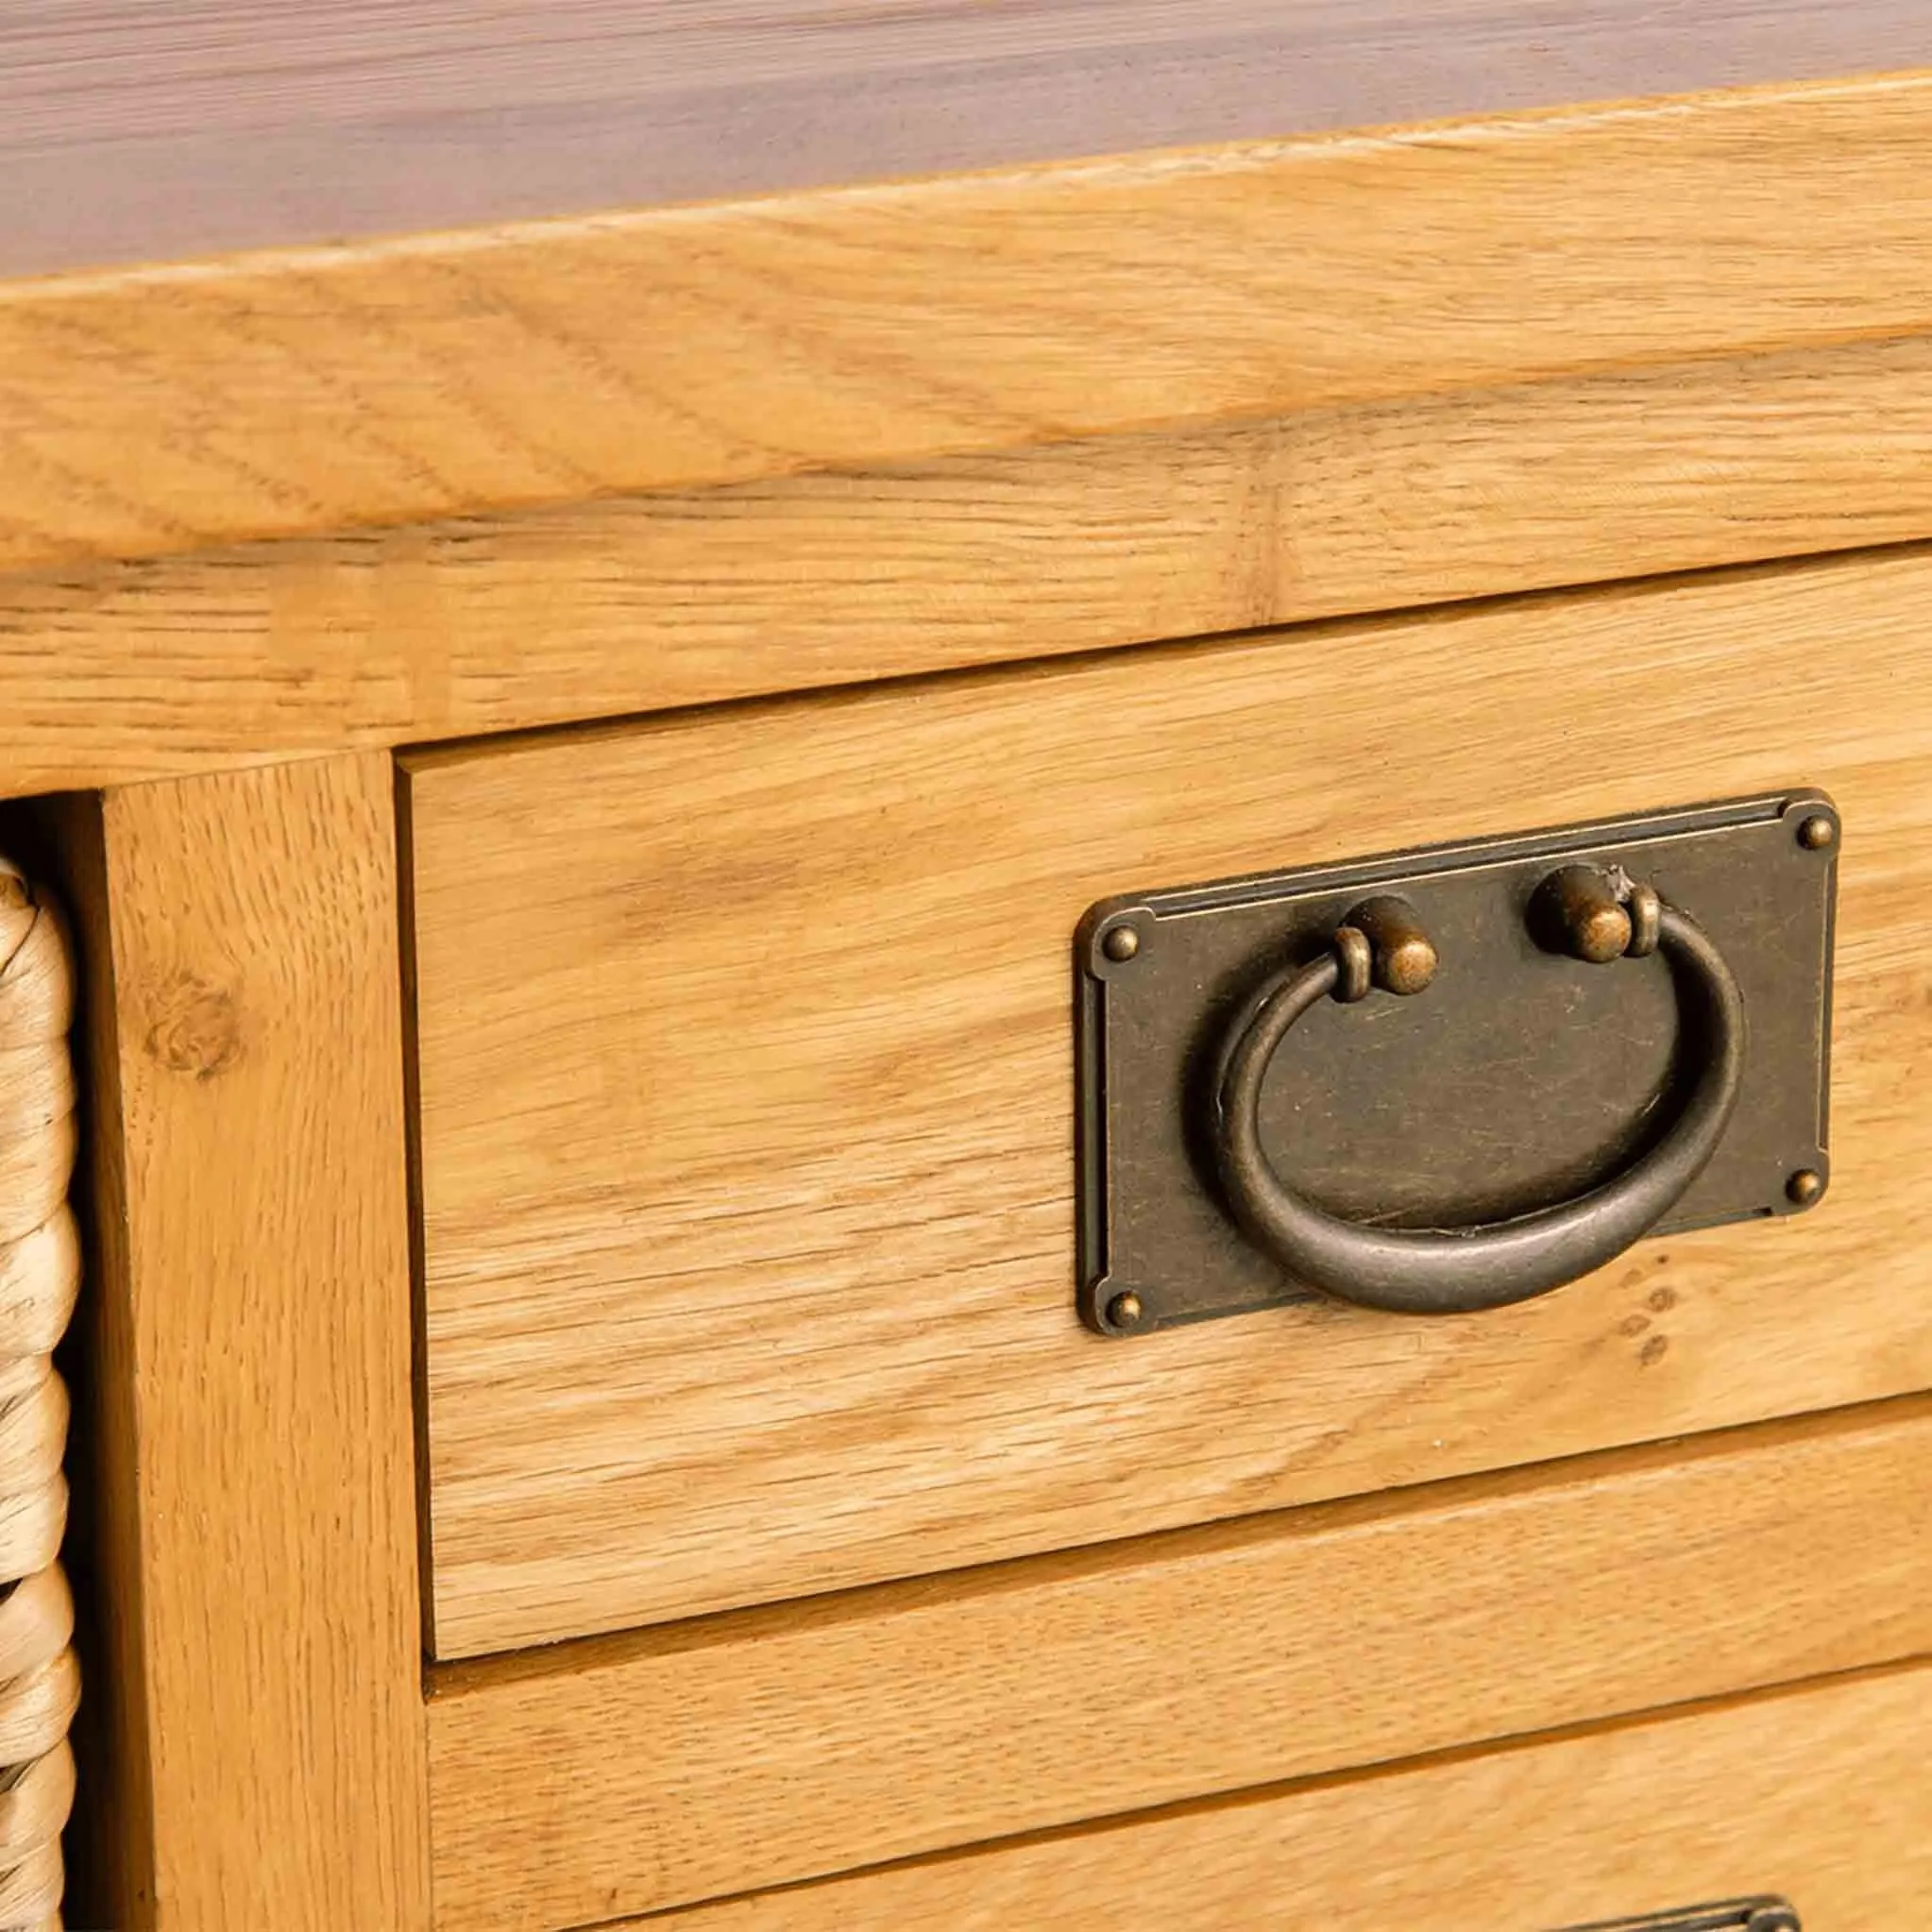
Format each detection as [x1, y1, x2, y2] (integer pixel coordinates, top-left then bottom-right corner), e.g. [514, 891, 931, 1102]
[4, 1, 1925, 277]
[1, 14, 1929, 803]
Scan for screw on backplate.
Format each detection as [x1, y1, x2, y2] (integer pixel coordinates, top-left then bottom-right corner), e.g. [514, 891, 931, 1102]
[1786, 1167, 1825, 1207]
[1106, 1290, 1145, 1330]
[1101, 924, 1141, 963]
[1796, 813, 1837, 851]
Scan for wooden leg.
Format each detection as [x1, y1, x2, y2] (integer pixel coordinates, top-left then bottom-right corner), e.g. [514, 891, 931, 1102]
[60, 754, 429, 1928]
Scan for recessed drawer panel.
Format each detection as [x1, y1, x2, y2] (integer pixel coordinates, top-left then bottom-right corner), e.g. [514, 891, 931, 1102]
[406, 547, 1932, 1657]
[426, 1403, 1932, 1929]
[633, 1662, 1932, 1932]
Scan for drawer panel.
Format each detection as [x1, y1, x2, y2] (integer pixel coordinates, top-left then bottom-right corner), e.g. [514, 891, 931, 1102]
[642, 1662, 1932, 1932]
[425, 1401, 1932, 1930]
[407, 545, 1932, 1654]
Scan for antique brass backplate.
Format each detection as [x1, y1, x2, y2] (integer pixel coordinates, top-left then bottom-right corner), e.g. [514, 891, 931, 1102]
[1076, 792, 1837, 1334]
[1556, 1901, 1799, 1932]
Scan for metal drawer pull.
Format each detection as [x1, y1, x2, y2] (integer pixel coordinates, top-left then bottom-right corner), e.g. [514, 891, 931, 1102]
[1212, 863, 1744, 1315]
[1555, 1900, 1798, 1931]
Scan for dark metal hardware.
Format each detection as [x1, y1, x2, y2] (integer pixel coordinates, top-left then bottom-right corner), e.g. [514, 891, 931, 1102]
[1555, 1899, 1799, 1931]
[1212, 866, 1743, 1314]
[1076, 792, 1837, 1335]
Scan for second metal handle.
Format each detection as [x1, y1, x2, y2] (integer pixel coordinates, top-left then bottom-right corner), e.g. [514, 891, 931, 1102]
[1212, 866, 1745, 1315]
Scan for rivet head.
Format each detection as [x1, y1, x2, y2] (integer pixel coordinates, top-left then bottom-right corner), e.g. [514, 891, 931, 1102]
[1787, 1167, 1825, 1207]
[1535, 865, 1635, 965]
[1106, 1290, 1145, 1330]
[1797, 813, 1837, 852]
[1345, 895, 1438, 995]
[1579, 904, 1634, 964]
[1101, 924, 1141, 963]
[1381, 933, 1439, 997]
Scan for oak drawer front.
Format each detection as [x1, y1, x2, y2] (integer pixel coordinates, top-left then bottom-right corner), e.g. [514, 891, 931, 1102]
[426, 1404, 1932, 1930]
[407, 547, 1932, 1657]
[640, 1662, 1932, 1932]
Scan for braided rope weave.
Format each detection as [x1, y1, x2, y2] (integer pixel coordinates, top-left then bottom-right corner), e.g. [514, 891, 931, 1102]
[0, 859, 77, 1930]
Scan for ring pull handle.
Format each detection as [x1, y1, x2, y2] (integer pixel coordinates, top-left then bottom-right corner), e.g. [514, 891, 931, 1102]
[1212, 865, 1745, 1314]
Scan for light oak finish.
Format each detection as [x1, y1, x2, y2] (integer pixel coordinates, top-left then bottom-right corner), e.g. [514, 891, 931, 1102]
[425, 1400, 1932, 1930]
[644, 1661, 1932, 1932]
[8, 1, 1927, 276]
[6, 76, 1932, 576]
[11, 332, 1932, 800]
[15, 47, 1932, 1927]
[55, 759, 430, 1928]
[413, 542, 1932, 1654]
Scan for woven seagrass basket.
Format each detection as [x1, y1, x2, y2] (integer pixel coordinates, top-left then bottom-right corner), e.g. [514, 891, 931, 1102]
[0, 857, 78, 1931]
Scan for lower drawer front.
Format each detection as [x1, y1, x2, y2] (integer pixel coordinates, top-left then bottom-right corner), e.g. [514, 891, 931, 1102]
[426, 1401, 1932, 1931]
[408, 546, 1932, 1657]
[649, 1661, 1932, 1932]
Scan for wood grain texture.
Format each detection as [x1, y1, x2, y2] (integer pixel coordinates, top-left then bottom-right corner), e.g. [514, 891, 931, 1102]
[10, 331, 1932, 801]
[6, 1, 1929, 278]
[412, 542, 1932, 1656]
[425, 1399, 1932, 1930]
[638, 1661, 1932, 1932]
[7, 74, 1932, 577]
[68, 757, 430, 1929]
